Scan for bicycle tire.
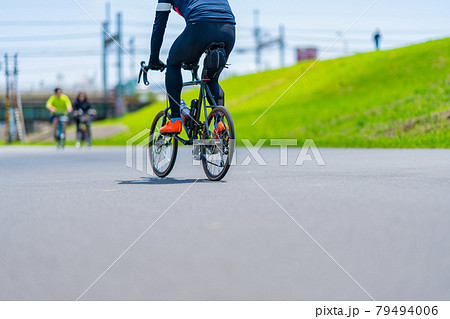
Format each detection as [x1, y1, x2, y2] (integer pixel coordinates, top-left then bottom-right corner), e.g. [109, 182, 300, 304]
[202, 106, 235, 181]
[85, 126, 92, 147]
[149, 110, 178, 178]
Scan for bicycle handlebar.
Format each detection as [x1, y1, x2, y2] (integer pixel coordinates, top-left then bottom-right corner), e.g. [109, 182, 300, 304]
[138, 61, 166, 86]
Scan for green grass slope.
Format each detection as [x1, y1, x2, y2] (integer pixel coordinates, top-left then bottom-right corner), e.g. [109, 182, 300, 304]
[98, 37, 450, 148]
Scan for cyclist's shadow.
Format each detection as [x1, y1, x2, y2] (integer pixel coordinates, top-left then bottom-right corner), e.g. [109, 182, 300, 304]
[117, 177, 216, 185]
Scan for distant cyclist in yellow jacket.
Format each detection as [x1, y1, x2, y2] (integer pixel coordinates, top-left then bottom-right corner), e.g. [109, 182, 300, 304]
[46, 88, 73, 140]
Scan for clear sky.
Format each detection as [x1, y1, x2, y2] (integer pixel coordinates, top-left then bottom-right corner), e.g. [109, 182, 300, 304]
[1, 0, 449, 92]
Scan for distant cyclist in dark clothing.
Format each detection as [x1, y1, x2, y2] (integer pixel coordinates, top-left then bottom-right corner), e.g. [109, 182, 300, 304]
[148, 0, 236, 133]
[73, 92, 96, 148]
[74, 92, 93, 115]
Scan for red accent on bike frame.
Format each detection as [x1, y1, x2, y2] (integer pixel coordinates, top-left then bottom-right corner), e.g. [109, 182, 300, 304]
[202, 78, 211, 81]
[173, 7, 182, 16]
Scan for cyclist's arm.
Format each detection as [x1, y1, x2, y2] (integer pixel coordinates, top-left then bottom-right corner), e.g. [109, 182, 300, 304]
[46, 96, 57, 112]
[150, 1, 171, 64]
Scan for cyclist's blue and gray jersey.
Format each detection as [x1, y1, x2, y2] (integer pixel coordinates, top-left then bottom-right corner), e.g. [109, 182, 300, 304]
[150, 0, 235, 63]
[156, 0, 235, 23]
[150, 0, 236, 118]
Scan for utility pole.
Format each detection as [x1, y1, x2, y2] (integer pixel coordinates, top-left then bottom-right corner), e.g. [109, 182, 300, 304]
[4, 54, 12, 143]
[279, 24, 285, 67]
[116, 12, 123, 115]
[102, 3, 110, 111]
[253, 10, 285, 70]
[102, 3, 124, 116]
[253, 9, 262, 70]
[14, 53, 26, 142]
[336, 31, 349, 56]
[129, 37, 136, 80]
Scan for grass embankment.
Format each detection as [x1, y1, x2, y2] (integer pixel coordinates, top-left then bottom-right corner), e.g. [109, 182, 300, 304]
[97, 38, 450, 148]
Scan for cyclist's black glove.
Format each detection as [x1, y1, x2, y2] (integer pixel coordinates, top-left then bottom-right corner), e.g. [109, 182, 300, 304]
[148, 59, 166, 72]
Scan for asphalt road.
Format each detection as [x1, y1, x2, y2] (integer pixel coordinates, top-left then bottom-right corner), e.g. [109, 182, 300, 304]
[0, 146, 449, 301]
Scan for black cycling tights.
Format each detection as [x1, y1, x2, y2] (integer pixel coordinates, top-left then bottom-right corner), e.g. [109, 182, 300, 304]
[166, 22, 235, 118]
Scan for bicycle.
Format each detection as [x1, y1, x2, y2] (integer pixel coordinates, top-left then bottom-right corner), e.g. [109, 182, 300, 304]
[54, 114, 68, 150]
[74, 109, 96, 148]
[138, 42, 235, 181]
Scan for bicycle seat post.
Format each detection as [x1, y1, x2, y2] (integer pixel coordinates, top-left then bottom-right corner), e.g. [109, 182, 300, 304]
[181, 63, 201, 86]
[185, 65, 199, 81]
[192, 67, 199, 81]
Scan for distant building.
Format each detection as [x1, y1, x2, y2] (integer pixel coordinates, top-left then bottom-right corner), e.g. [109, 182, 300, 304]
[296, 48, 318, 62]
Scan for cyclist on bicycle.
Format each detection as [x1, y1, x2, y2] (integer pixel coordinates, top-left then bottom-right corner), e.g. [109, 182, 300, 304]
[46, 88, 73, 140]
[148, 0, 236, 134]
[73, 91, 96, 148]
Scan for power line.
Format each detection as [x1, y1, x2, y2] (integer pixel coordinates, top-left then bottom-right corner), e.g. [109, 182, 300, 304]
[1, 19, 447, 34]
[244, 26, 450, 35]
[0, 33, 99, 42]
[0, 20, 93, 26]
[18, 50, 103, 58]
[2, 29, 443, 45]
[24, 63, 103, 73]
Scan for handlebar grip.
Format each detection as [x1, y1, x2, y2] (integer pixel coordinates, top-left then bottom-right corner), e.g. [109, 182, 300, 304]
[138, 61, 150, 86]
[138, 61, 167, 86]
[143, 71, 150, 87]
[138, 62, 143, 84]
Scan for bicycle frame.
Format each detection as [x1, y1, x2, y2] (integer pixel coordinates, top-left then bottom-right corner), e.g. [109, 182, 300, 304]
[56, 115, 68, 137]
[164, 65, 218, 146]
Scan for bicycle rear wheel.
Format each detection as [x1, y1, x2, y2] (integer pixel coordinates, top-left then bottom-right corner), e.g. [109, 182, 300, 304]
[149, 110, 178, 177]
[202, 106, 235, 181]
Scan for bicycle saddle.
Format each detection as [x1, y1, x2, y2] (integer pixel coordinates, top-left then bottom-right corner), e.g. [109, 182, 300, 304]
[181, 63, 199, 71]
[205, 42, 226, 52]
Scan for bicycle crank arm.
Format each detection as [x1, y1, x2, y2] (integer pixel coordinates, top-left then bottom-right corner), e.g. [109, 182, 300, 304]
[173, 135, 192, 145]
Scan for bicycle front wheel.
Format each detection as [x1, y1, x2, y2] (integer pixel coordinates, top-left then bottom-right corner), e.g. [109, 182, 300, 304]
[149, 110, 178, 177]
[85, 127, 92, 147]
[202, 106, 235, 181]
